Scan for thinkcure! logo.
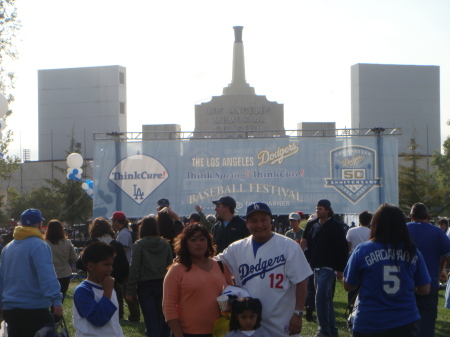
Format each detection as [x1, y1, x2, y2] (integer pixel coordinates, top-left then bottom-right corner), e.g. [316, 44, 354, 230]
[325, 146, 382, 204]
[110, 154, 169, 204]
[257, 142, 299, 167]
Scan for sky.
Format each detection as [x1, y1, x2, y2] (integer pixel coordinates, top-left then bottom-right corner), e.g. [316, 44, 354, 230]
[4, 0, 450, 160]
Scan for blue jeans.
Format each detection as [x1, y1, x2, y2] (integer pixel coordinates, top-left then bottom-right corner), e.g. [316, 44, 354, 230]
[415, 289, 438, 337]
[137, 279, 170, 337]
[314, 268, 337, 336]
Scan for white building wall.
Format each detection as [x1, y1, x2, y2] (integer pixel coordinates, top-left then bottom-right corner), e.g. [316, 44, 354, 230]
[38, 66, 127, 161]
[351, 64, 440, 156]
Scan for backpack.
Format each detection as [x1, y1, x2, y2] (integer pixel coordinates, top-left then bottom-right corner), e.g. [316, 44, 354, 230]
[76, 238, 129, 284]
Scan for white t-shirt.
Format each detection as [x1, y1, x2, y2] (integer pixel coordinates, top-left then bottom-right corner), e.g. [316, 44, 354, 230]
[346, 226, 370, 252]
[116, 228, 133, 263]
[219, 233, 312, 336]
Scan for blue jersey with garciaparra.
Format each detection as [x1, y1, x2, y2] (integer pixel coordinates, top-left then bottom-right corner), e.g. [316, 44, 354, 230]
[344, 241, 430, 333]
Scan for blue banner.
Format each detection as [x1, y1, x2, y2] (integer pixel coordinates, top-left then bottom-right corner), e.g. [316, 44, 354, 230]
[93, 137, 398, 218]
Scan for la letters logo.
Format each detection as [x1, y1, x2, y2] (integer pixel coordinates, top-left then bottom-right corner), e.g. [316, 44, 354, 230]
[325, 146, 382, 204]
[109, 155, 169, 204]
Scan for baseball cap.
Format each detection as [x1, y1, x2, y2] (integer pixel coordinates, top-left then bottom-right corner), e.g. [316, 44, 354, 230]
[246, 202, 272, 218]
[212, 196, 236, 210]
[289, 212, 301, 221]
[157, 198, 170, 207]
[317, 199, 331, 209]
[20, 209, 45, 226]
[296, 211, 304, 217]
[111, 211, 126, 220]
[188, 213, 201, 222]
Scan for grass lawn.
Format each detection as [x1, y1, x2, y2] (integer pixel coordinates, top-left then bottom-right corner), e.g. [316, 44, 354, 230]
[63, 279, 450, 337]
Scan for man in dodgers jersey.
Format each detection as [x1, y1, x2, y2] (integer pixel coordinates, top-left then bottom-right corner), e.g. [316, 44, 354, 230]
[219, 202, 312, 336]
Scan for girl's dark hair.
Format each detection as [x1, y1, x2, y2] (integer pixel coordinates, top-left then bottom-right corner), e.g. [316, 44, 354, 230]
[89, 217, 115, 239]
[44, 220, 67, 245]
[173, 223, 215, 271]
[370, 203, 416, 265]
[229, 297, 263, 331]
[81, 241, 115, 267]
[156, 210, 178, 245]
[138, 216, 159, 239]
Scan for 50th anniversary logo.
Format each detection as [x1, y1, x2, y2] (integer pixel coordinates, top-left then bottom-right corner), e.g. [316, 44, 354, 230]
[325, 145, 382, 204]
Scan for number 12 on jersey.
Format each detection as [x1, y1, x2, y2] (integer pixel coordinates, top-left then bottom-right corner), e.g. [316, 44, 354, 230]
[269, 273, 284, 289]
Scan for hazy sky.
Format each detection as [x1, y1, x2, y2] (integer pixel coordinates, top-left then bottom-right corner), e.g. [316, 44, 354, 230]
[5, 0, 450, 160]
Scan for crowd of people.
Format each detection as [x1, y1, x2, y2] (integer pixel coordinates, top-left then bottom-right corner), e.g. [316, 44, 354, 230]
[0, 196, 449, 337]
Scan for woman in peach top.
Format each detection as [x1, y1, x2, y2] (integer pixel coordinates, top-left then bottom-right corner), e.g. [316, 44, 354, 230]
[163, 224, 232, 337]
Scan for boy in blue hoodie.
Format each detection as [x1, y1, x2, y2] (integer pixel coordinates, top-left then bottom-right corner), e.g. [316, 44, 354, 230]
[0, 209, 63, 337]
[73, 241, 123, 337]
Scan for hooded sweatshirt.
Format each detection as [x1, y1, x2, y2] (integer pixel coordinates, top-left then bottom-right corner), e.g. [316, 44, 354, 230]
[126, 236, 173, 296]
[0, 226, 63, 310]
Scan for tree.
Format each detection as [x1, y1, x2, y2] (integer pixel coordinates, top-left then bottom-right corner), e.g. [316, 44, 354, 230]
[431, 136, 450, 216]
[0, 1, 21, 221]
[399, 138, 443, 216]
[5, 134, 93, 226]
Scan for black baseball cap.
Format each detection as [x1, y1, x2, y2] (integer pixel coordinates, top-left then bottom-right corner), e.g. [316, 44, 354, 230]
[157, 198, 170, 207]
[212, 196, 236, 210]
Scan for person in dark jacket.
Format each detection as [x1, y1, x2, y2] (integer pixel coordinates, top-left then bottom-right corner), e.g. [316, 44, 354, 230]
[303, 199, 348, 337]
[126, 216, 172, 337]
[210, 196, 250, 253]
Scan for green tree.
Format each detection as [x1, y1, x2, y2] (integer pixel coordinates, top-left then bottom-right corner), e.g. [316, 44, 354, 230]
[0, 1, 22, 222]
[6, 133, 93, 225]
[399, 138, 443, 216]
[431, 136, 450, 216]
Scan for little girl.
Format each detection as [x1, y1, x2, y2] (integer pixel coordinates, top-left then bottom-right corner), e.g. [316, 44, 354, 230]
[226, 297, 265, 337]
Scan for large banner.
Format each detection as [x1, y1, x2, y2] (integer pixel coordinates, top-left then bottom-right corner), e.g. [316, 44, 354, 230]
[93, 137, 398, 218]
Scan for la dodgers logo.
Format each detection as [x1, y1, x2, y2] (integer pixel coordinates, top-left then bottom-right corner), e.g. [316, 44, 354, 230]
[109, 154, 169, 204]
[239, 255, 286, 285]
[325, 145, 382, 204]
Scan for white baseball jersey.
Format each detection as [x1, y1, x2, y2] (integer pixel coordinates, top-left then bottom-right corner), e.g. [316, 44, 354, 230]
[219, 233, 312, 336]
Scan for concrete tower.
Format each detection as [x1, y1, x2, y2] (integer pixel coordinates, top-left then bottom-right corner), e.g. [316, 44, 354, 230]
[194, 26, 284, 137]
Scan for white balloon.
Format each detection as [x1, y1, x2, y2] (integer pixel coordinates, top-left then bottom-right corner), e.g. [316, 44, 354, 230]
[0, 94, 8, 118]
[67, 168, 73, 174]
[0, 120, 6, 131]
[81, 183, 88, 190]
[66, 173, 71, 179]
[75, 173, 81, 179]
[76, 168, 83, 175]
[67, 153, 83, 169]
[86, 188, 93, 195]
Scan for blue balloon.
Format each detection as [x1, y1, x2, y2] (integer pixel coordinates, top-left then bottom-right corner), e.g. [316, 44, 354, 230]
[88, 181, 94, 189]
[73, 168, 79, 175]
[69, 173, 76, 180]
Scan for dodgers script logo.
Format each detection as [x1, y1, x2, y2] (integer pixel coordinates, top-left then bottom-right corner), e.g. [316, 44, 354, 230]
[238, 255, 286, 285]
[109, 155, 169, 204]
[325, 146, 382, 204]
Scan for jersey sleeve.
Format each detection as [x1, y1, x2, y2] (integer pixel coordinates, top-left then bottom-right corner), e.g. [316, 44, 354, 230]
[74, 286, 117, 327]
[343, 245, 363, 287]
[414, 249, 431, 287]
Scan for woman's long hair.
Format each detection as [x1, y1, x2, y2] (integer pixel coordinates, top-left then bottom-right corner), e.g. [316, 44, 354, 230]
[173, 224, 215, 271]
[89, 217, 115, 239]
[44, 220, 67, 245]
[156, 208, 178, 244]
[370, 203, 416, 265]
[138, 216, 159, 239]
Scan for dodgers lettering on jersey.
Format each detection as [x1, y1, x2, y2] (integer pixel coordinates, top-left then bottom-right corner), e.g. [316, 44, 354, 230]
[239, 255, 286, 285]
